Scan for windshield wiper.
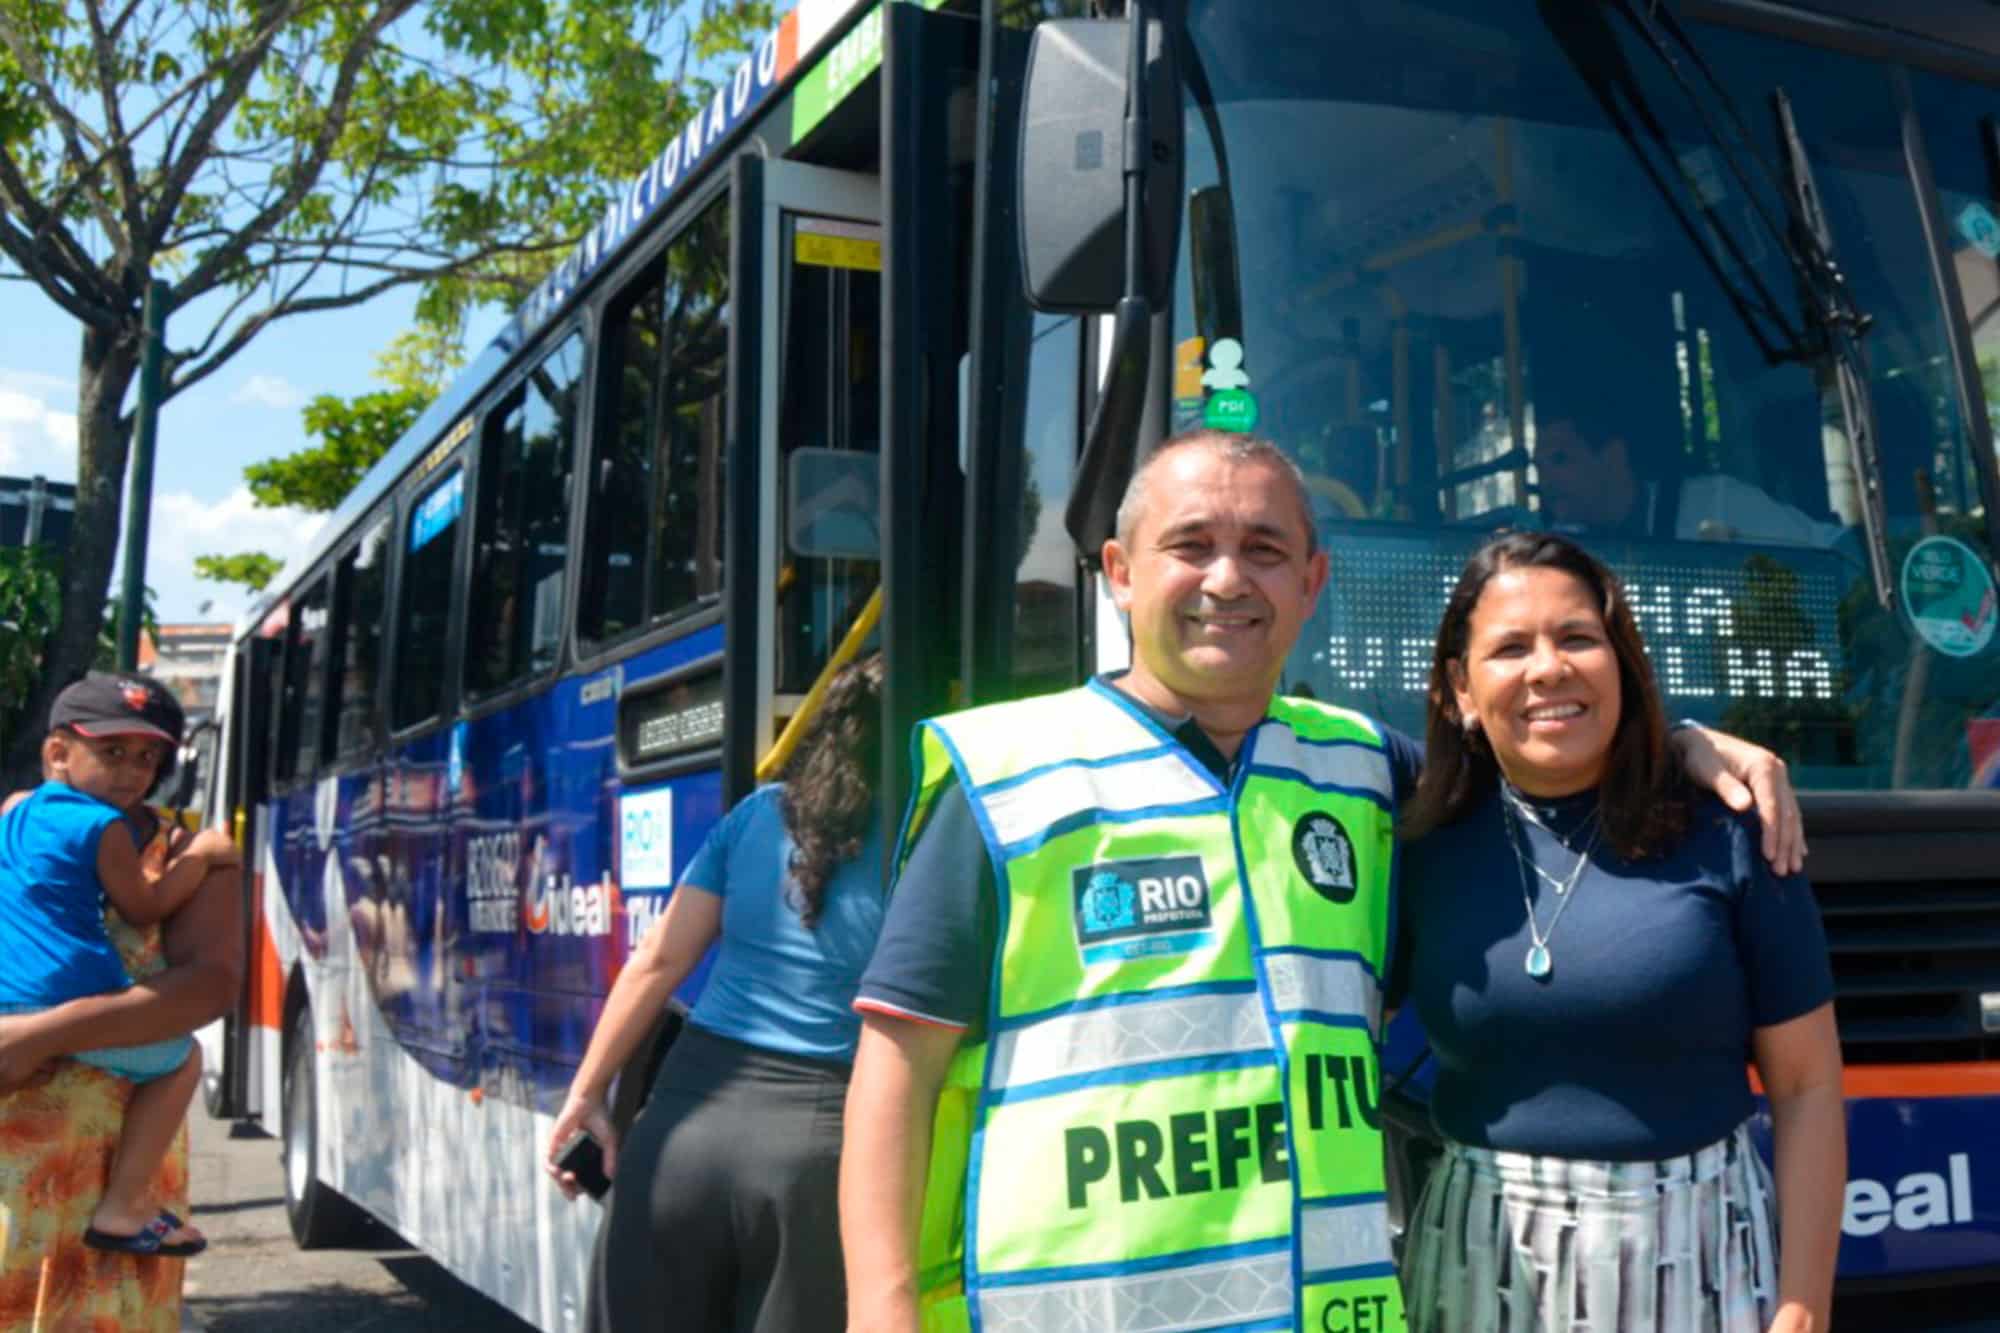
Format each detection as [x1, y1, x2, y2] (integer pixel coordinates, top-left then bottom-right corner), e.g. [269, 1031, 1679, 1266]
[1773, 88, 1895, 608]
[1583, 0, 1897, 607]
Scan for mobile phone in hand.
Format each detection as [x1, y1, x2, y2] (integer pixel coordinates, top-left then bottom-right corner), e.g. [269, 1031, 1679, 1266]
[556, 1131, 613, 1200]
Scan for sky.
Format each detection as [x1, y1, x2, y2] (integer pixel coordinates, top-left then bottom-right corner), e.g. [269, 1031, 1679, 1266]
[0, 0, 805, 633]
[0, 276, 513, 632]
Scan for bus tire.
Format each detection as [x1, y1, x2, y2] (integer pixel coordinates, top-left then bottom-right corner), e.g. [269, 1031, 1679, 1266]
[282, 1006, 369, 1249]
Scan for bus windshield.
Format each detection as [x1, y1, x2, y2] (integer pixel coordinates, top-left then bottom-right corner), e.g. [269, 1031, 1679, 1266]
[1176, 0, 2000, 790]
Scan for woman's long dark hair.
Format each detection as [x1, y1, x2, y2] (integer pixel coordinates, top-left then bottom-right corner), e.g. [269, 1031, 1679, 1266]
[1400, 531, 1688, 859]
[779, 652, 885, 928]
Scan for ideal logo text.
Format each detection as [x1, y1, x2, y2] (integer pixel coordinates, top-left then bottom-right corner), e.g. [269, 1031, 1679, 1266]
[1843, 1154, 1973, 1237]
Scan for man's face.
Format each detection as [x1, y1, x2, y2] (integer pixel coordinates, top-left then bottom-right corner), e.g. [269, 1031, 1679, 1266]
[1103, 448, 1328, 713]
[1536, 419, 1633, 527]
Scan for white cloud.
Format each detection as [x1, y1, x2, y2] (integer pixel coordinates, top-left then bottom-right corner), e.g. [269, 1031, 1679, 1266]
[0, 374, 79, 480]
[231, 373, 305, 411]
[143, 487, 326, 625]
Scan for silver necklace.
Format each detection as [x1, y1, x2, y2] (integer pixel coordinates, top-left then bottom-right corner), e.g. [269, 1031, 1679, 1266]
[1500, 787, 1601, 897]
[1499, 790, 1601, 980]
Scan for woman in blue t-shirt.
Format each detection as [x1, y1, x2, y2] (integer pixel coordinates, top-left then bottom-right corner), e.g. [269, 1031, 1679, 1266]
[1393, 533, 1843, 1333]
[544, 654, 886, 1333]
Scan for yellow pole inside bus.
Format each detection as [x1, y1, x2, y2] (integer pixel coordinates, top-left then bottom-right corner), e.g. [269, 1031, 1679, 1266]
[755, 585, 883, 783]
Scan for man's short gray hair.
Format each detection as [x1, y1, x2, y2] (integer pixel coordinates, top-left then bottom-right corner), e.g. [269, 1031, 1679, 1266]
[1113, 429, 1317, 554]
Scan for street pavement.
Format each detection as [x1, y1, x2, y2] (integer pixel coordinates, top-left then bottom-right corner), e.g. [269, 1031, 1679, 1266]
[180, 1102, 2000, 1332]
[183, 1108, 537, 1332]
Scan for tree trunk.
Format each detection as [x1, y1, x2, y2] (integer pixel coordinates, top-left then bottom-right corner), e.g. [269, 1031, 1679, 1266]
[2, 322, 140, 790]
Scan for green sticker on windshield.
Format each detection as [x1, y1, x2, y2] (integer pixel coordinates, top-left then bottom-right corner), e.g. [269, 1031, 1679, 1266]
[1957, 202, 2000, 259]
[1901, 536, 1997, 658]
[1205, 389, 1259, 433]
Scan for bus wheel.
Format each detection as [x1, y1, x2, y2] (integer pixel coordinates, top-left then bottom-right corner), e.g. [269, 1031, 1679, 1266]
[282, 1006, 369, 1248]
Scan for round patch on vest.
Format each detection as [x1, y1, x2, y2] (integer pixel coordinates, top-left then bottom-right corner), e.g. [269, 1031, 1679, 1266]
[1293, 812, 1358, 904]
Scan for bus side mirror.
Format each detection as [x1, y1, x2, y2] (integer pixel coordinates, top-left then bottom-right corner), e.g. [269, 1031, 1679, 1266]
[1017, 18, 1181, 313]
[165, 720, 218, 815]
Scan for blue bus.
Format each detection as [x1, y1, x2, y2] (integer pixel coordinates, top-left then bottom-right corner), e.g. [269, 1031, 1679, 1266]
[198, 0, 2000, 1324]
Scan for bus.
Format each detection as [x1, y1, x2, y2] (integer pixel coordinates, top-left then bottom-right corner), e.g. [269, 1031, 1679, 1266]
[195, 0, 2000, 1324]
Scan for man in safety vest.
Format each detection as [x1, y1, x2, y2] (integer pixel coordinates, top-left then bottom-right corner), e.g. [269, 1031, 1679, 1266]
[838, 429, 1803, 1333]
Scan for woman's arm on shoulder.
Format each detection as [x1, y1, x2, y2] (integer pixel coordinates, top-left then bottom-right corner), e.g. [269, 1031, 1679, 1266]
[1753, 1004, 1844, 1333]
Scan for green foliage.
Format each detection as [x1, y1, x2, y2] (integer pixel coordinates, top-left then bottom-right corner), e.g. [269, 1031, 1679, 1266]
[250, 382, 431, 511]
[0, 545, 63, 752]
[0, 0, 774, 777]
[210, 0, 778, 525]
[0, 545, 154, 749]
[194, 551, 284, 593]
[96, 586, 157, 672]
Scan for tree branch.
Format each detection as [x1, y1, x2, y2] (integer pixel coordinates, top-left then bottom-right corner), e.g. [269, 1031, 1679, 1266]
[83, 0, 146, 245]
[0, 215, 117, 328]
[0, 7, 128, 259]
[142, 0, 308, 254]
[160, 0, 413, 279]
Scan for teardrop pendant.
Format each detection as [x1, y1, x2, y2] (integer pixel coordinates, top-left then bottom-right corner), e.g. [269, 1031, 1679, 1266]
[1524, 944, 1553, 979]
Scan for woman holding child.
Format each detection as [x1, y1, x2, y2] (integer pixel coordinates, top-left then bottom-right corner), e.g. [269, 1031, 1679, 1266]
[0, 672, 243, 1330]
[1393, 532, 1844, 1333]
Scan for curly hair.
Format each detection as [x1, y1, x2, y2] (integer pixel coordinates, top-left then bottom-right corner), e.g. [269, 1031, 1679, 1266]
[779, 652, 885, 928]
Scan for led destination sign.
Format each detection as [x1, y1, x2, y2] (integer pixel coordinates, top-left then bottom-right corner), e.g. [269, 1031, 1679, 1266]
[1309, 534, 1846, 705]
[620, 665, 727, 769]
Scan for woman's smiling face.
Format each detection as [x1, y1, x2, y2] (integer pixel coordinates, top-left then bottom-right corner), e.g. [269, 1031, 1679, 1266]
[1449, 565, 1623, 797]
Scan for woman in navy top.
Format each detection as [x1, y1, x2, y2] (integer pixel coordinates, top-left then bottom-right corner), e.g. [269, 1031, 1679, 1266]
[1393, 533, 1843, 1333]
[544, 654, 886, 1333]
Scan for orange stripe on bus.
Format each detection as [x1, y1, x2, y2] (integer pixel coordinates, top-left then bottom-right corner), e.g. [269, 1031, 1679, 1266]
[1749, 1065, 2000, 1099]
[246, 872, 286, 1030]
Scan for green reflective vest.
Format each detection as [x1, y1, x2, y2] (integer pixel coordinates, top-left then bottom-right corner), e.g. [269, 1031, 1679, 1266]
[904, 680, 1405, 1333]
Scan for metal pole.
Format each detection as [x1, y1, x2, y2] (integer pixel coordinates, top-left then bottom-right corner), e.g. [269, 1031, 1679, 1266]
[117, 277, 167, 671]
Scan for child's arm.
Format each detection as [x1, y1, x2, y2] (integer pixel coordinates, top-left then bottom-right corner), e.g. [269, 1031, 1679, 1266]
[98, 822, 225, 926]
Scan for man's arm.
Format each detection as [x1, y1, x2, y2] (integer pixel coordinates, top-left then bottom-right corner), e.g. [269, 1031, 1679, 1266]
[1670, 725, 1805, 873]
[0, 858, 243, 1090]
[841, 1013, 965, 1333]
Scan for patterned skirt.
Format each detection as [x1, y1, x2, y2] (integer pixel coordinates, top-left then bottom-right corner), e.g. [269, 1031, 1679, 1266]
[1403, 1121, 1778, 1333]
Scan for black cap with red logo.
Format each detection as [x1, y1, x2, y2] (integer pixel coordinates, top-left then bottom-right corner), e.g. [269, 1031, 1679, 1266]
[51, 672, 186, 748]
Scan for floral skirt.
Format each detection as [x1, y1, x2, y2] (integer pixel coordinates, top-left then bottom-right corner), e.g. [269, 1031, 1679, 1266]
[0, 911, 188, 1332]
[1403, 1121, 1778, 1333]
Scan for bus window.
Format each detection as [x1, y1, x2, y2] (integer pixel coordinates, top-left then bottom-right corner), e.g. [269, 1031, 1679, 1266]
[1174, 2, 2000, 787]
[393, 465, 464, 730]
[467, 333, 583, 695]
[776, 216, 881, 693]
[275, 577, 330, 785]
[1915, 74, 2000, 507]
[1010, 314, 1082, 696]
[328, 516, 390, 759]
[579, 197, 730, 650]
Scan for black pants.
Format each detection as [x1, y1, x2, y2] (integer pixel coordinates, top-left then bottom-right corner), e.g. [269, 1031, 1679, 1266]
[587, 1025, 851, 1333]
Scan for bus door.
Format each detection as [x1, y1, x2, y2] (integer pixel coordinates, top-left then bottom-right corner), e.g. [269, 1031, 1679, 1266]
[724, 159, 883, 803]
[227, 631, 282, 1120]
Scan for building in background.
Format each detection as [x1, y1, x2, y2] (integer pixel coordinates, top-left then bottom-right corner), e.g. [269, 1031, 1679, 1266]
[0, 476, 76, 552]
[141, 623, 233, 718]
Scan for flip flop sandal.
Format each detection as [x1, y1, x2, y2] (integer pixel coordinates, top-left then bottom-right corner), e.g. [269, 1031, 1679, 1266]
[83, 1211, 207, 1258]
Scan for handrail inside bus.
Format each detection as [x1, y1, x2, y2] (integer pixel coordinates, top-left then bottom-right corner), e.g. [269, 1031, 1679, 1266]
[754, 585, 883, 783]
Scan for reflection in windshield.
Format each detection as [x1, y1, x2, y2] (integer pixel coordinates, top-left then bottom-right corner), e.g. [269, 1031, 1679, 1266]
[1180, 0, 2000, 789]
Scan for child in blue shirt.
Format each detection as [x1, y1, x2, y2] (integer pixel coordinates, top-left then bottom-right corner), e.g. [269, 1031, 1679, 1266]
[0, 673, 238, 1258]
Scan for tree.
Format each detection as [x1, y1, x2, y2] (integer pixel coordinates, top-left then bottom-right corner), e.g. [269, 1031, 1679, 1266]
[0, 0, 772, 782]
[193, 550, 282, 593]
